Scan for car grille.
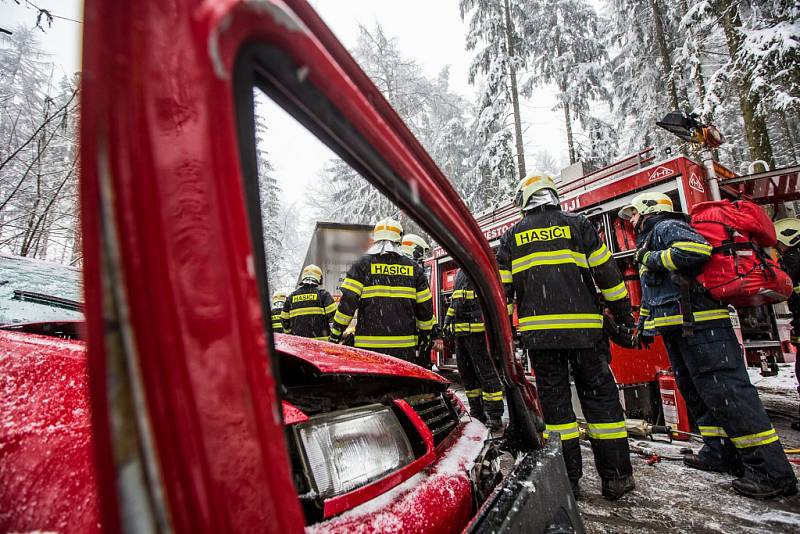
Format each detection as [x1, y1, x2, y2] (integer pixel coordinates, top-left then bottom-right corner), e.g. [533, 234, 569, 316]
[405, 393, 459, 447]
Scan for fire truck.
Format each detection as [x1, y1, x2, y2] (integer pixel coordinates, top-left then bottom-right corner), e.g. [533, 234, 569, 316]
[427, 147, 800, 423]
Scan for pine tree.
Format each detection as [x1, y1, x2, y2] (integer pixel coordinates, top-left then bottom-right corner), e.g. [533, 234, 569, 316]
[521, 0, 610, 164]
[460, 0, 533, 180]
[253, 93, 284, 283]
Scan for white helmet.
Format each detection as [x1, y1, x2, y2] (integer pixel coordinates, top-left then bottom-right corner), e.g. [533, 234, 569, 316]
[618, 192, 674, 220]
[401, 234, 430, 262]
[514, 172, 558, 210]
[774, 218, 800, 248]
[272, 291, 287, 307]
[373, 217, 403, 243]
[300, 264, 322, 285]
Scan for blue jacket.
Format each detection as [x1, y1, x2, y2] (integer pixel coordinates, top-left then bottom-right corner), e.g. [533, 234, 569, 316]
[636, 213, 730, 334]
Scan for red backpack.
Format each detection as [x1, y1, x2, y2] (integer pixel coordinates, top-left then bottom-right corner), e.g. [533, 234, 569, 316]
[690, 200, 792, 308]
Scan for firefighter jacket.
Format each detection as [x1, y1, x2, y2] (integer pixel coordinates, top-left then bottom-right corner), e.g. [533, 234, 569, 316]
[445, 269, 485, 335]
[635, 212, 729, 334]
[779, 246, 800, 342]
[271, 305, 284, 334]
[496, 205, 631, 350]
[282, 284, 336, 340]
[331, 251, 435, 353]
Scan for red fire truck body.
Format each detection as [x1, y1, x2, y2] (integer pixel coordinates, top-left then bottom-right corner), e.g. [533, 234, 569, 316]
[427, 148, 800, 421]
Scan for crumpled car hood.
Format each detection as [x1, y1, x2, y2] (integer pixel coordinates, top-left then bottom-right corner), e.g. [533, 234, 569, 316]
[274, 333, 447, 384]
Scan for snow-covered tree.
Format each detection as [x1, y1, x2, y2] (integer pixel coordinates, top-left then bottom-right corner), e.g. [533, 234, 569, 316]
[460, 0, 534, 180]
[521, 0, 610, 164]
[0, 28, 80, 263]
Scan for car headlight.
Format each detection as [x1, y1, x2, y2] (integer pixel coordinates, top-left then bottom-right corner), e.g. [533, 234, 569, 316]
[295, 404, 415, 498]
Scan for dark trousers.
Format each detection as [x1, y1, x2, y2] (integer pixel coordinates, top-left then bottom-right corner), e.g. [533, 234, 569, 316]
[372, 346, 416, 362]
[662, 325, 796, 485]
[530, 341, 631, 481]
[455, 334, 504, 419]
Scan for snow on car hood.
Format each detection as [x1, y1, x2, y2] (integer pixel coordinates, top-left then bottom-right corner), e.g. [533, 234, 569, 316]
[274, 334, 448, 383]
[0, 254, 83, 325]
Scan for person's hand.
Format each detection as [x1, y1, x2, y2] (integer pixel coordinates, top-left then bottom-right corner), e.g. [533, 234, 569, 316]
[634, 249, 651, 265]
[329, 331, 342, 344]
[443, 321, 455, 338]
[632, 329, 653, 349]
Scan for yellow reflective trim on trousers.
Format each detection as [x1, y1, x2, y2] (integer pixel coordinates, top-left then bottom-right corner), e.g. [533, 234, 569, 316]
[587, 421, 627, 440]
[588, 244, 612, 267]
[731, 428, 780, 448]
[446, 307, 456, 317]
[355, 335, 417, 348]
[416, 288, 432, 303]
[466, 388, 482, 398]
[600, 281, 628, 302]
[673, 241, 712, 255]
[640, 307, 650, 317]
[289, 307, 325, 318]
[454, 322, 485, 333]
[545, 422, 580, 441]
[662, 248, 678, 271]
[699, 425, 728, 438]
[324, 303, 337, 315]
[361, 285, 416, 299]
[333, 310, 353, 324]
[341, 278, 364, 296]
[499, 270, 513, 284]
[416, 316, 436, 330]
[518, 313, 603, 331]
[644, 308, 730, 329]
[482, 391, 503, 401]
[511, 249, 589, 275]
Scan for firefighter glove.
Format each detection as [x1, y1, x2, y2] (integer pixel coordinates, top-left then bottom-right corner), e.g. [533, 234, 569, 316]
[328, 331, 342, 344]
[443, 320, 455, 338]
[634, 248, 651, 266]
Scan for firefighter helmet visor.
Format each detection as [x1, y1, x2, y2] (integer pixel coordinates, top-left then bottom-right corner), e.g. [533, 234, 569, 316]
[401, 234, 430, 261]
[774, 218, 800, 248]
[618, 192, 673, 220]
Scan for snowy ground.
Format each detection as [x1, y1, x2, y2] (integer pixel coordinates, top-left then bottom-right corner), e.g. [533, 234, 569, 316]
[450, 364, 800, 533]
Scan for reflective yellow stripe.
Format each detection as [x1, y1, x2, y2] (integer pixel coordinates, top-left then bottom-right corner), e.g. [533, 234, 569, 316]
[361, 285, 417, 299]
[333, 310, 353, 325]
[600, 281, 628, 302]
[518, 313, 603, 331]
[341, 278, 364, 296]
[446, 307, 455, 317]
[731, 428, 779, 448]
[640, 308, 650, 317]
[289, 307, 325, 318]
[699, 425, 728, 438]
[499, 270, 513, 284]
[587, 421, 627, 440]
[661, 249, 677, 270]
[794, 284, 800, 295]
[416, 288, 432, 303]
[507, 303, 514, 316]
[416, 316, 436, 330]
[545, 421, 580, 441]
[354, 335, 417, 348]
[482, 391, 503, 401]
[451, 289, 476, 299]
[673, 241, 712, 255]
[454, 322, 485, 333]
[324, 303, 337, 315]
[511, 249, 589, 274]
[466, 388, 482, 398]
[588, 244, 612, 267]
[330, 326, 341, 336]
[644, 308, 730, 329]
[314, 336, 328, 341]
[280, 311, 290, 320]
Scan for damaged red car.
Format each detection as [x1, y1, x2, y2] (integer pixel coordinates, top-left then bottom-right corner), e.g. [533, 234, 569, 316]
[1, 0, 581, 532]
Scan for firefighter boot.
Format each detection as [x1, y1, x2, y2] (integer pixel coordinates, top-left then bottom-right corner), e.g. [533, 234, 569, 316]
[732, 477, 798, 499]
[684, 442, 743, 476]
[486, 416, 504, 434]
[570, 479, 580, 500]
[601, 475, 635, 501]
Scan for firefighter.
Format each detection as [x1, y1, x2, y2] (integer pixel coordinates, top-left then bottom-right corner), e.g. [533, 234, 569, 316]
[497, 173, 634, 501]
[773, 218, 800, 431]
[401, 234, 431, 266]
[330, 217, 435, 362]
[620, 192, 797, 499]
[402, 234, 439, 368]
[282, 264, 336, 340]
[271, 291, 287, 334]
[443, 268, 504, 432]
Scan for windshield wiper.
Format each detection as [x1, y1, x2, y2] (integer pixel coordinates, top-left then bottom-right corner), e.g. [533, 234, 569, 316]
[12, 290, 83, 312]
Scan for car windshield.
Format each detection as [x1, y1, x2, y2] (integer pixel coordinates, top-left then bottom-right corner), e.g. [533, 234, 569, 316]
[0, 254, 84, 325]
